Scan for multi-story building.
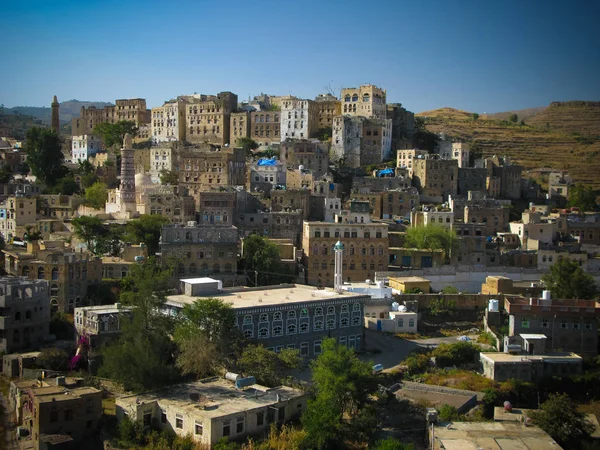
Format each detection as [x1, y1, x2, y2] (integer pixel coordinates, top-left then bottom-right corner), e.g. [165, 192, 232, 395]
[72, 98, 150, 136]
[280, 139, 329, 176]
[236, 210, 305, 246]
[249, 111, 280, 145]
[438, 141, 470, 168]
[38, 194, 84, 221]
[302, 202, 389, 286]
[0, 277, 50, 353]
[567, 217, 600, 246]
[151, 99, 187, 143]
[548, 171, 572, 201]
[485, 156, 522, 200]
[396, 149, 428, 177]
[117, 379, 307, 448]
[230, 112, 250, 143]
[352, 171, 411, 194]
[280, 98, 319, 141]
[537, 245, 588, 271]
[248, 158, 286, 193]
[2, 241, 102, 313]
[314, 93, 341, 130]
[134, 177, 196, 222]
[197, 191, 236, 227]
[331, 116, 393, 168]
[386, 103, 414, 150]
[412, 156, 459, 199]
[165, 279, 367, 354]
[184, 92, 238, 146]
[0, 195, 37, 241]
[464, 203, 510, 236]
[149, 144, 175, 182]
[71, 134, 104, 163]
[159, 223, 241, 286]
[74, 303, 133, 350]
[21, 382, 102, 449]
[411, 209, 455, 228]
[340, 85, 387, 120]
[509, 211, 560, 249]
[458, 167, 489, 195]
[452, 223, 489, 266]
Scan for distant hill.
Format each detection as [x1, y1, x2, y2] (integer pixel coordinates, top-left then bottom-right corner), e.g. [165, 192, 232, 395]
[416, 103, 600, 189]
[0, 109, 46, 140]
[488, 106, 547, 122]
[4, 100, 113, 125]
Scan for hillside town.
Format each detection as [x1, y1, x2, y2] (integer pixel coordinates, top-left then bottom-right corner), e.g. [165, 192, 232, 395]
[0, 86, 598, 450]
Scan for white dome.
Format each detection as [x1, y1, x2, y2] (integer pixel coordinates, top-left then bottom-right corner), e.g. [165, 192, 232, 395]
[135, 173, 153, 188]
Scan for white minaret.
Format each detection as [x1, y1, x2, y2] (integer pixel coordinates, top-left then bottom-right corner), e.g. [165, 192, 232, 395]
[334, 240, 344, 293]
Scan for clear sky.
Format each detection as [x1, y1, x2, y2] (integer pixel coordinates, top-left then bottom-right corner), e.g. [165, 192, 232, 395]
[1, 0, 598, 113]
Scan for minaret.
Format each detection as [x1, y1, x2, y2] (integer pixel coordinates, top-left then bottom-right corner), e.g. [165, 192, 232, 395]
[334, 241, 344, 293]
[120, 134, 137, 215]
[51, 95, 60, 134]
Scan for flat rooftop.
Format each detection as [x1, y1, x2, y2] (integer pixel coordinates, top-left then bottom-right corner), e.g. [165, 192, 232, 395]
[166, 284, 367, 310]
[75, 304, 131, 315]
[33, 386, 100, 404]
[433, 421, 562, 450]
[481, 352, 582, 363]
[388, 276, 430, 283]
[117, 378, 305, 419]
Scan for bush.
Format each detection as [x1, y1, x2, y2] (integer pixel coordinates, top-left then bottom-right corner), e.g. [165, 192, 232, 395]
[404, 353, 430, 375]
[438, 404, 461, 421]
[428, 298, 456, 316]
[432, 342, 479, 368]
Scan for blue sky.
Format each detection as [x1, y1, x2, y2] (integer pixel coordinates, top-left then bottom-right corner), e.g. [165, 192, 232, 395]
[1, 0, 598, 113]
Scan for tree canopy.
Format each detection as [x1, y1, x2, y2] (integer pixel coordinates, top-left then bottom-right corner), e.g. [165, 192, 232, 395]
[24, 127, 68, 186]
[93, 121, 138, 149]
[568, 184, 597, 211]
[125, 214, 170, 255]
[404, 224, 457, 264]
[236, 137, 259, 155]
[84, 181, 108, 209]
[159, 169, 179, 186]
[542, 258, 598, 299]
[237, 344, 301, 387]
[241, 234, 294, 285]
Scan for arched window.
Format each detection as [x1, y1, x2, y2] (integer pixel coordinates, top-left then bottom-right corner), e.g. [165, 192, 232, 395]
[315, 307, 323, 316]
[408, 319, 415, 328]
[287, 324, 297, 335]
[258, 327, 269, 338]
[300, 308, 308, 318]
[22, 266, 30, 277]
[299, 322, 309, 333]
[363, 93, 370, 102]
[272, 325, 283, 337]
[326, 318, 336, 329]
[201, 263, 209, 273]
[327, 306, 335, 315]
[273, 312, 282, 321]
[340, 317, 349, 327]
[352, 316, 361, 326]
[353, 303, 361, 312]
[344, 95, 351, 102]
[341, 304, 349, 313]
[352, 93, 358, 102]
[25, 310, 32, 320]
[51, 267, 59, 280]
[314, 320, 324, 331]
[37, 267, 45, 279]
[224, 263, 232, 273]
[287, 310, 297, 319]
[243, 329, 254, 339]
[243, 315, 253, 325]
[259, 313, 269, 323]
[189, 263, 196, 274]
[14, 311, 21, 321]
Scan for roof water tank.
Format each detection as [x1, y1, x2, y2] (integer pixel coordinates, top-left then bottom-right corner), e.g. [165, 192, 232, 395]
[391, 302, 400, 311]
[235, 376, 256, 389]
[542, 290, 551, 301]
[398, 305, 408, 312]
[372, 364, 384, 374]
[488, 299, 499, 312]
[225, 372, 240, 382]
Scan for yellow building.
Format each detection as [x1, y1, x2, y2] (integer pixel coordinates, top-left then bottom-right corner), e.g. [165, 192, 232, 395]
[388, 276, 431, 293]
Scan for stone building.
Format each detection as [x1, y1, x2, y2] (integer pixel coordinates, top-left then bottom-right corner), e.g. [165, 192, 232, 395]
[302, 202, 389, 286]
[411, 209, 454, 228]
[104, 134, 137, 219]
[548, 171, 572, 201]
[133, 174, 196, 222]
[0, 277, 50, 353]
[396, 149, 428, 177]
[38, 195, 84, 221]
[331, 116, 393, 168]
[451, 222, 490, 266]
[0, 195, 37, 241]
[314, 93, 341, 130]
[236, 210, 305, 246]
[117, 379, 307, 448]
[149, 144, 175, 182]
[249, 111, 281, 145]
[71, 134, 104, 163]
[184, 92, 238, 146]
[2, 241, 102, 314]
[270, 189, 311, 219]
[386, 103, 414, 149]
[485, 156, 523, 200]
[352, 171, 411, 194]
[72, 98, 150, 136]
[159, 223, 241, 286]
[411, 155, 458, 199]
[248, 158, 286, 193]
[74, 303, 133, 350]
[230, 112, 250, 143]
[197, 191, 236, 227]
[341, 85, 387, 120]
[280, 98, 319, 141]
[458, 167, 489, 195]
[280, 139, 329, 176]
[438, 141, 470, 168]
[464, 203, 510, 236]
[51, 96, 60, 134]
[165, 279, 367, 354]
[151, 99, 187, 143]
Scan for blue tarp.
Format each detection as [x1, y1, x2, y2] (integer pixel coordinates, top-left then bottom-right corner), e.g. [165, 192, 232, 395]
[257, 158, 277, 166]
[377, 168, 394, 177]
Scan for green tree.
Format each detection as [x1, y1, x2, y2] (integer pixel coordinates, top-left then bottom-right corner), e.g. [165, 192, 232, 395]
[159, 169, 179, 186]
[530, 393, 594, 448]
[237, 345, 301, 387]
[236, 137, 259, 155]
[472, 112, 480, 121]
[542, 258, 598, 299]
[509, 113, 519, 123]
[100, 261, 177, 391]
[125, 215, 170, 255]
[404, 224, 457, 264]
[568, 184, 597, 211]
[46, 174, 79, 195]
[432, 341, 479, 367]
[375, 437, 414, 450]
[93, 121, 138, 150]
[0, 165, 13, 183]
[84, 181, 108, 209]
[403, 352, 430, 375]
[37, 347, 69, 371]
[173, 298, 241, 379]
[72, 216, 108, 255]
[24, 127, 68, 186]
[438, 404, 461, 421]
[413, 117, 439, 151]
[241, 234, 294, 285]
[441, 285, 459, 294]
[24, 225, 42, 242]
[315, 127, 333, 141]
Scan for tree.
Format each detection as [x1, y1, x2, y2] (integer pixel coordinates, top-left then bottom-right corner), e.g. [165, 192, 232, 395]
[472, 113, 480, 121]
[46, 174, 79, 195]
[77, 159, 98, 188]
[236, 137, 259, 155]
[241, 234, 294, 285]
[413, 117, 439, 151]
[100, 261, 178, 391]
[301, 338, 376, 449]
[84, 181, 108, 209]
[542, 258, 598, 299]
[159, 169, 179, 186]
[125, 215, 170, 255]
[237, 345, 301, 387]
[509, 113, 519, 123]
[24, 127, 68, 186]
[0, 165, 13, 183]
[37, 347, 69, 371]
[374, 438, 413, 450]
[173, 298, 242, 379]
[404, 224, 457, 264]
[438, 404, 461, 421]
[568, 184, 597, 211]
[530, 393, 594, 448]
[72, 216, 108, 255]
[441, 285, 459, 294]
[93, 121, 138, 150]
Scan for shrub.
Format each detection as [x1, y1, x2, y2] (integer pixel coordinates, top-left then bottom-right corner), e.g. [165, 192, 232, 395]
[438, 404, 461, 421]
[404, 353, 430, 375]
[432, 342, 479, 367]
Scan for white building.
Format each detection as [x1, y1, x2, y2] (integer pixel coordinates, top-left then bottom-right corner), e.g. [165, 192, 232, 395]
[151, 99, 187, 144]
[439, 142, 470, 168]
[150, 146, 175, 183]
[71, 135, 103, 163]
[397, 149, 428, 177]
[331, 116, 392, 168]
[280, 99, 318, 142]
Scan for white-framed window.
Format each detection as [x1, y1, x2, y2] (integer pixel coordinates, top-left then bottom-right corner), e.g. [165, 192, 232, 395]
[560, 319, 568, 329]
[272, 325, 283, 337]
[259, 313, 269, 323]
[243, 315, 253, 325]
[259, 327, 269, 338]
[288, 310, 297, 319]
[315, 307, 323, 316]
[273, 311, 282, 321]
[352, 316, 361, 326]
[397, 318, 404, 328]
[340, 317, 349, 328]
[314, 320, 324, 331]
[327, 306, 335, 315]
[353, 303, 361, 312]
[176, 414, 183, 429]
[300, 308, 308, 318]
[339, 336, 346, 346]
[326, 318, 336, 330]
[299, 322, 309, 333]
[243, 329, 254, 339]
[287, 324, 297, 335]
[236, 417, 245, 434]
[195, 421, 203, 435]
[349, 336, 355, 349]
[314, 340, 322, 355]
[408, 319, 415, 328]
[541, 319, 549, 329]
[341, 304, 349, 313]
[300, 342, 309, 356]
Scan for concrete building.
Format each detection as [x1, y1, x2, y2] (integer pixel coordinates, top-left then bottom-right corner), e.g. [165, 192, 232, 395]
[248, 158, 286, 194]
[159, 223, 241, 286]
[2, 241, 102, 314]
[548, 171, 572, 202]
[20, 381, 102, 449]
[0, 277, 50, 354]
[480, 351, 582, 382]
[165, 279, 367, 355]
[0, 195, 37, 241]
[151, 99, 187, 144]
[116, 379, 307, 448]
[280, 139, 329, 176]
[509, 211, 560, 249]
[72, 98, 150, 136]
[249, 111, 280, 145]
[71, 134, 104, 162]
[411, 155, 458, 199]
[341, 85, 387, 120]
[331, 116, 393, 168]
[537, 245, 588, 271]
[230, 112, 250, 142]
[411, 208, 454, 228]
[74, 303, 133, 350]
[184, 92, 238, 146]
[388, 276, 431, 293]
[396, 148, 428, 177]
[314, 93, 341, 129]
[280, 98, 319, 141]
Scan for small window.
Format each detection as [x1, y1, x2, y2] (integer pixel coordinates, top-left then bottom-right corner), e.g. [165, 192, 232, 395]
[314, 340, 322, 355]
[161, 412, 167, 423]
[176, 414, 183, 429]
[236, 417, 245, 433]
[257, 411, 265, 426]
[223, 421, 231, 437]
[195, 421, 203, 435]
